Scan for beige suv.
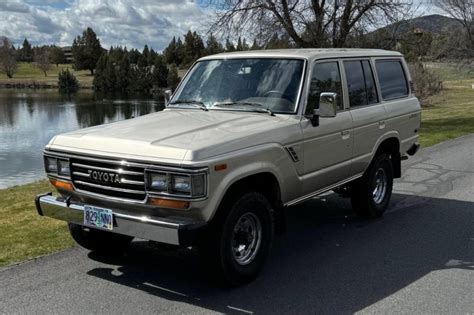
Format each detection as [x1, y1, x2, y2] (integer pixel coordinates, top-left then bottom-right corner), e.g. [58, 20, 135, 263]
[36, 49, 420, 285]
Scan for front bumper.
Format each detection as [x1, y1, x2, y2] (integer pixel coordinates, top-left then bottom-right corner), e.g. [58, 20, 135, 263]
[35, 193, 205, 246]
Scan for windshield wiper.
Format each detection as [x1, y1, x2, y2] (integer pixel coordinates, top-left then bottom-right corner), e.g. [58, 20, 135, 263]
[168, 100, 208, 111]
[213, 102, 274, 116]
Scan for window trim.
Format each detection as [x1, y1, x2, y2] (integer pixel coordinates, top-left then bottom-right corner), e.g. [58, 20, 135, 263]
[303, 59, 347, 117]
[374, 58, 410, 101]
[170, 57, 308, 116]
[342, 59, 380, 109]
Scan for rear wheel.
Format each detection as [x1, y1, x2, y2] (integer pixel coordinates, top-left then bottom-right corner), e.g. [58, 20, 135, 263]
[68, 223, 133, 254]
[199, 192, 274, 286]
[351, 153, 393, 218]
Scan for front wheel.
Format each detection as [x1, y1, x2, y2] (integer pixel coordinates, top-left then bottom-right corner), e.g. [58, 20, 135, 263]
[351, 153, 393, 218]
[199, 192, 274, 286]
[68, 223, 133, 254]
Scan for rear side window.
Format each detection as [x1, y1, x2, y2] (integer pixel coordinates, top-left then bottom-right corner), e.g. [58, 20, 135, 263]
[375, 60, 409, 100]
[343, 60, 378, 107]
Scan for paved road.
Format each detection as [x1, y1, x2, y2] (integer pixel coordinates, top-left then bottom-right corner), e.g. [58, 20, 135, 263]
[1, 135, 473, 314]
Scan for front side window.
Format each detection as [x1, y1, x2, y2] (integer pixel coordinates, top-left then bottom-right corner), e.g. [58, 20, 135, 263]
[344, 60, 378, 107]
[375, 60, 409, 100]
[171, 58, 305, 114]
[306, 61, 343, 115]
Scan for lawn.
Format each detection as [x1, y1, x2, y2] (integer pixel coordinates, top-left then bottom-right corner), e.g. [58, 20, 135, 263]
[0, 62, 93, 88]
[420, 63, 474, 147]
[0, 62, 473, 268]
[0, 180, 74, 267]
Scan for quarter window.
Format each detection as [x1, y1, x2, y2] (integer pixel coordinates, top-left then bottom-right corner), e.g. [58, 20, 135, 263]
[343, 60, 378, 107]
[375, 60, 409, 100]
[306, 62, 343, 115]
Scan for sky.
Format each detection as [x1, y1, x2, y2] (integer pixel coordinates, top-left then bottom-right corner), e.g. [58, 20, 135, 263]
[0, 0, 442, 51]
[0, 0, 212, 50]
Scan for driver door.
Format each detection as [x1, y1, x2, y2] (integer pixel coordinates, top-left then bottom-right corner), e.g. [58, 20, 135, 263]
[300, 60, 354, 195]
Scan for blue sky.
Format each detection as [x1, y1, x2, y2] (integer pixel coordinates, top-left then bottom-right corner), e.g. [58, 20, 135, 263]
[0, 0, 442, 51]
[0, 0, 211, 50]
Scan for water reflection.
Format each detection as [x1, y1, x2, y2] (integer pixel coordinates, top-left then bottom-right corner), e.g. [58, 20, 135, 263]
[0, 90, 164, 189]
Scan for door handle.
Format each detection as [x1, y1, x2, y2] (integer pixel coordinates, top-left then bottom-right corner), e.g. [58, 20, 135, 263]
[379, 121, 386, 129]
[341, 130, 350, 140]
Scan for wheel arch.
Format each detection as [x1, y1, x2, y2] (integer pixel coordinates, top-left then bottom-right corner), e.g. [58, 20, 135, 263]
[373, 135, 402, 178]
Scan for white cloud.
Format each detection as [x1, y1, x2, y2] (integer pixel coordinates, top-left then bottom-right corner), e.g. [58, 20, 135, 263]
[0, 0, 210, 50]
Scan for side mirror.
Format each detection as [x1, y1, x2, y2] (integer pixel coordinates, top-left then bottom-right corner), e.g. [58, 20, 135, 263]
[311, 92, 337, 126]
[164, 89, 173, 106]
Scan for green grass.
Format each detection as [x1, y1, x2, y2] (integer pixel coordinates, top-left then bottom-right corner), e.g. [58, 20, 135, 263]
[0, 180, 74, 267]
[0, 62, 93, 88]
[420, 63, 474, 147]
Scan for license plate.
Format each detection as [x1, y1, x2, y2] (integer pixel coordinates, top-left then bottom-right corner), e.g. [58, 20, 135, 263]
[84, 206, 113, 230]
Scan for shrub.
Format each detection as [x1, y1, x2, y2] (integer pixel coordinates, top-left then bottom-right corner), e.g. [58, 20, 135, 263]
[58, 68, 79, 93]
[408, 62, 442, 106]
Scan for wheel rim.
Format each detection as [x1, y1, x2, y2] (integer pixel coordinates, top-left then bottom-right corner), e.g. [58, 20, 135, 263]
[231, 212, 262, 266]
[372, 168, 387, 204]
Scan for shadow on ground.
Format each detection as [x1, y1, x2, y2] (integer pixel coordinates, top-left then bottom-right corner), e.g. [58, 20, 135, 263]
[86, 193, 474, 314]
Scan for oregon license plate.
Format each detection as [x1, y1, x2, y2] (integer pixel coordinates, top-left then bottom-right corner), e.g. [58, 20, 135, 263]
[84, 206, 113, 230]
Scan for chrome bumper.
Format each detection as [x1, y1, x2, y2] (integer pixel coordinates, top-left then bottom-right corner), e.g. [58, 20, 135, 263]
[35, 193, 205, 246]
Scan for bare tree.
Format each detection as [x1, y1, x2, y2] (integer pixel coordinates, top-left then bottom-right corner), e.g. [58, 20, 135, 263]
[436, 0, 473, 47]
[0, 37, 17, 78]
[203, 0, 413, 48]
[34, 47, 51, 77]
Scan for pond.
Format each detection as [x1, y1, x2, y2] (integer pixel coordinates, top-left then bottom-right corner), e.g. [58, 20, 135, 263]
[0, 90, 164, 189]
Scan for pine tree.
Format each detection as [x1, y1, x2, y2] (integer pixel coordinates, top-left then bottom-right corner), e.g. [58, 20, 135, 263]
[142, 45, 150, 67]
[175, 37, 184, 66]
[92, 53, 107, 90]
[167, 64, 180, 90]
[116, 54, 130, 91]
[251, 39, 260, 50]
[236, 37, 243, 51]
[152, 55, 168, 88]
[183, 30, 196, 66]
[206, 33, 223, 55]
[21, 38, 32, 62]
[104, 56, 116, 90]
[193, 31, 205, 59]
[225, 39, 235, 52]
[71, 27, 103, 75]
[164, 37, 177, 65]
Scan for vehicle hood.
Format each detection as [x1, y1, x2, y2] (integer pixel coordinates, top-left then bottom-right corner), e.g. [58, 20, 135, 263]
[48, 109, 300, 163]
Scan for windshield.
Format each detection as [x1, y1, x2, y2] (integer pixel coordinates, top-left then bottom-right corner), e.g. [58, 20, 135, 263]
[170, 58, 305, 114]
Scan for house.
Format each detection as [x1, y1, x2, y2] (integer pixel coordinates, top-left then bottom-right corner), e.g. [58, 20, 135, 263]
[62, 46, 73, 63]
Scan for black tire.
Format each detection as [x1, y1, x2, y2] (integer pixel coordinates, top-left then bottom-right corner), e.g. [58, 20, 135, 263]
[350, 153, 393, 218]
[68, 223, 133, 254]
[199, 192, 274, 286]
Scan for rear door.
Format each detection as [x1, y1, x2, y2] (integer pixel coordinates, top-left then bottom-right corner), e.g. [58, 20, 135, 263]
[343, 59, 386, 175]
[300, 60, 354, 195]
[374, 58, 421, 154]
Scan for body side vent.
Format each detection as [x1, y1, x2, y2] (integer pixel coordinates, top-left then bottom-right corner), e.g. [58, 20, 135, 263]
[286, 146, 299, 162]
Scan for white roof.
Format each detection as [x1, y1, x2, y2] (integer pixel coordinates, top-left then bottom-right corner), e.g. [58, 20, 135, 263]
[199, 48, 402, 61]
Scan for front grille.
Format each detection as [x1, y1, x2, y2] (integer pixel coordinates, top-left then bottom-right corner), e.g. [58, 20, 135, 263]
[70, 157, 147, 201]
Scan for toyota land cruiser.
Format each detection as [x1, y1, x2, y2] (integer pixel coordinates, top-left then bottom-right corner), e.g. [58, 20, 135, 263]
[35, 49, 420, 285]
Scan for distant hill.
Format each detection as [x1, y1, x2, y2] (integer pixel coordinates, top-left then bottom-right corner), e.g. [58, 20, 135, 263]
[376, 14, 462, 35]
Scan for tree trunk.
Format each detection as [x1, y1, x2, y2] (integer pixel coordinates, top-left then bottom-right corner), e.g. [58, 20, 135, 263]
[90, 69, 94, 75]
[44, 71, 47, 77]
[7, 72, 12, 79]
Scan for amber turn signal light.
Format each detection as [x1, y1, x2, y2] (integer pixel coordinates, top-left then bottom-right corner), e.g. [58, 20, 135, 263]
[49, 178, 74, 191]
[214, 163, 227, 171]
[149, 197, 189, 209]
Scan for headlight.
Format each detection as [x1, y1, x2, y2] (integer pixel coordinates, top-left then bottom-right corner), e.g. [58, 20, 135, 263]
[45, 157, 58, 173]
[44, 156, 70, 178]
[172, 175, 191, 194]
[149, 173, 168, 191]
[58, 159, 70, 176]
[146, 171, 206, 198]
